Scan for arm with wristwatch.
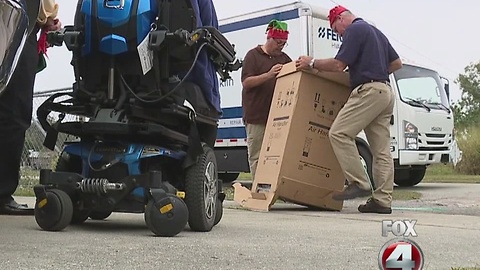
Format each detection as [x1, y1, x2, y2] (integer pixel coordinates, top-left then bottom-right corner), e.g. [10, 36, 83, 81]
[298, 55, 348, 72]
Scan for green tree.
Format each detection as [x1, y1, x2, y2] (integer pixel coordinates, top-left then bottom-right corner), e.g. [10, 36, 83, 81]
[452, 61, 480, 130]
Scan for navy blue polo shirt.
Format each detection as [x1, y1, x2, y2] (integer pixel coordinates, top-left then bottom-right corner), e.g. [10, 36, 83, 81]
[182, 0, 221, 113]
[335, 18, 399, 90]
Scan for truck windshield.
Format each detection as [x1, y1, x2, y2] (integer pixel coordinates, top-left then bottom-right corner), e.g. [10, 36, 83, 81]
[393, 64, 450, 111]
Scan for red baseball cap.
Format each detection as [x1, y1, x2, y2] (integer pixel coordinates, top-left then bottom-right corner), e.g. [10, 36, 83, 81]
[328, 5, 348, 28]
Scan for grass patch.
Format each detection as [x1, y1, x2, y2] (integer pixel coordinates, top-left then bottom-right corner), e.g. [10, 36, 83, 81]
[14, 187, 35, 197]
[454, 126, 480, 175]
[223, 186, 235, 201]
[423, 175, 480, 183]
[424, 164, 480, 183]
[15, 168, 39, 197]
[237, 172, 252, 180]
[392, 190, 422, 200]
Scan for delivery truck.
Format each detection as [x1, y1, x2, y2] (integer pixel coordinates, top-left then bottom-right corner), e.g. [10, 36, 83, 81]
[215, 1, 459, 187]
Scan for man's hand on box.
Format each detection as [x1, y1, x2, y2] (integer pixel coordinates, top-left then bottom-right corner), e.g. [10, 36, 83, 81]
[297, 56, 348, 73]
[295, 55, 313, 69]
[268, 64, 283, 78]
[295, 56, 314, 70]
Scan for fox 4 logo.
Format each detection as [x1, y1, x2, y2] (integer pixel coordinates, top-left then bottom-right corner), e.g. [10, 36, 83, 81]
[378, 220, 424, 270]
[382, 220, 418, 237]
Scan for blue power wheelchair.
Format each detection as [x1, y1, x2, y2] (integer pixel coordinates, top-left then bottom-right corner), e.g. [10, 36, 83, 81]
[32, 0, 241, 237]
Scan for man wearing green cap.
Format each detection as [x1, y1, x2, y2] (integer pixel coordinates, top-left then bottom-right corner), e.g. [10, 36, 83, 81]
[241, 19, 292, 180]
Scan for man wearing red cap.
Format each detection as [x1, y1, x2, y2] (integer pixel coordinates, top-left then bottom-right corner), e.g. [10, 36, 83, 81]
[296, 6, 403, 214]
[241, 19, 292, 180]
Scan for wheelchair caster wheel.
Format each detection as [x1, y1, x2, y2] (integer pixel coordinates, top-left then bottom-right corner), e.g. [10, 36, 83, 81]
[144, 194, 189, 237]
[34, 189, 73, 231]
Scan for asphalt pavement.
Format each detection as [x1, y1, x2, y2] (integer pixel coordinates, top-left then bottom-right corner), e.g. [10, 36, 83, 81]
[1, 183, 479, 270]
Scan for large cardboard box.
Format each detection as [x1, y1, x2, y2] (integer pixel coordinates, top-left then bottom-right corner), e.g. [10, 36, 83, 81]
[233, 62, 352, 211]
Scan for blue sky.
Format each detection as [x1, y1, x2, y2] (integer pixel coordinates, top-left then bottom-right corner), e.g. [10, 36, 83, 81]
[34, 0, 478, 103]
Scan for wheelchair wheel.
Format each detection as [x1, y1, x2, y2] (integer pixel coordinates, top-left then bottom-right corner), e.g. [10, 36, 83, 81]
[89, 211, 112, 220]
[34, 189, 73, 231]
[184, 143, 219, 232]
[144, 194, 189, 237]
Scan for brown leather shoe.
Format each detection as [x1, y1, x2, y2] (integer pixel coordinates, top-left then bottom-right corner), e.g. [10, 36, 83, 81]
[358, 198, 392, 214]
[0, 197, 34, 216]
[332, 184, 371, 201]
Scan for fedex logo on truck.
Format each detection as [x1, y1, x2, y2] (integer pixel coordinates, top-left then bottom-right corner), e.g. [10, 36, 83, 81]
[318, 27, 343, 42]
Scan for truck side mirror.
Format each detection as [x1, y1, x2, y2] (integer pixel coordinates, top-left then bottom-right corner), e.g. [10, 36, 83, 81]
[444, 83, 450, 100]
[440, 76, 450, 102]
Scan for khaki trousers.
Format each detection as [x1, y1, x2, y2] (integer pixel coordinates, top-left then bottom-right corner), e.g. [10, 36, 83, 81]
[246, 123, 266, 181]
[329, 82, 395, 207]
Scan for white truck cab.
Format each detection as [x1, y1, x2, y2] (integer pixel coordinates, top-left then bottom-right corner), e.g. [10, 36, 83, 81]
[215, 1, 459, 186]
[359, 61, 455, 186]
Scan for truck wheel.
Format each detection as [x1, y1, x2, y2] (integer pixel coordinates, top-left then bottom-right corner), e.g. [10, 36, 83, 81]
[395, 167, 426, 187]
[184, 143, 218, 232]
[218, 173, 239, 183]
[357, 144, 375, 190]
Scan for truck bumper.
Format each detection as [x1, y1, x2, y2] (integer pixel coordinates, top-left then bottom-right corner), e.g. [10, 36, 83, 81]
[399, 150, 450, 165]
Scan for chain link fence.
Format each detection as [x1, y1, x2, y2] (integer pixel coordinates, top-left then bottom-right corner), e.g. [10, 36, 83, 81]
[19, 88, 79, 194]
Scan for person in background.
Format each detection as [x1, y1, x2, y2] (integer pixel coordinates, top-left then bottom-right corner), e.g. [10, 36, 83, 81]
[241, 19, 292, 180]
[295, 5, 402, 214]
[185, 0, 221, 148]
[0, 0, 61, 215]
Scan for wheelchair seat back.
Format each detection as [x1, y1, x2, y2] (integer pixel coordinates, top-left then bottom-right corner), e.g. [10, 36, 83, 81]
[74, 0, 197, 92]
